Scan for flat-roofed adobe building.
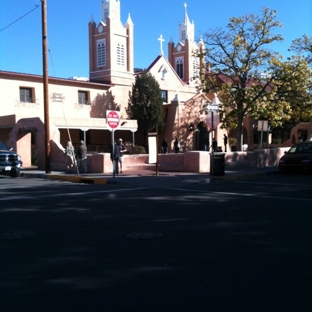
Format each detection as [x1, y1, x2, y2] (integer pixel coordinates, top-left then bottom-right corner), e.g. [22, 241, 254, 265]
[0, 71, 138, 168]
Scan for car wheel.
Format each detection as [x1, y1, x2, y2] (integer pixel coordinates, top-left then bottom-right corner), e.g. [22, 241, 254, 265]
[10, 169, 20, 178]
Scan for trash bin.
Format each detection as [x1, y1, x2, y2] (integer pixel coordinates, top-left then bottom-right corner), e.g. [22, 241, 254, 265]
[210, 153, 225, 176]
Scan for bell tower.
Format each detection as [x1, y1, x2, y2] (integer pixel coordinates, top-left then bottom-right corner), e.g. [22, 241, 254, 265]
[88, 0, 134, 86]
[168, 3, 202, 85]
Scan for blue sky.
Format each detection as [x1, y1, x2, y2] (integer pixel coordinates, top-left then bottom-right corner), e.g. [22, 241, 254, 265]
[0, 0, 311, 79]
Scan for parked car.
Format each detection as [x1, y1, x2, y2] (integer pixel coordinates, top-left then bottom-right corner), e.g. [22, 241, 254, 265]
[278, 141, 312, 173]
[0, 141, 23, 177]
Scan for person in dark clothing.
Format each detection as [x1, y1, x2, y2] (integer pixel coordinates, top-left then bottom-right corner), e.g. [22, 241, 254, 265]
[174, 138, 180, 153]
[112, 140, 122, 175]
[223, 134, 228, 152]
[117, 138, 127, 174]
[162, 138, 168, 154]
[76, 140, 88, 173]
[212, 138, 218, 153]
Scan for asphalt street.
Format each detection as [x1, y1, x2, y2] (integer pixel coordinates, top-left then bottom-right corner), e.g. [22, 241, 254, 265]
[0, 172, 311, 311]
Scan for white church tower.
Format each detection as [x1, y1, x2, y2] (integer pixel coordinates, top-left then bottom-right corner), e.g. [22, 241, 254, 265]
[168, 3, 203, 84]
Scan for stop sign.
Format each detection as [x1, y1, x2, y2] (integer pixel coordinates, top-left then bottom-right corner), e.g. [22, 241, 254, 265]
[106, 110, 121, 130]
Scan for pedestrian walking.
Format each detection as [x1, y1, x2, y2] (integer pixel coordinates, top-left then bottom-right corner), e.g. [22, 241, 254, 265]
[223, 134, 228, 152]
[65, 141, 76, 173]
[76, 140, 88, 173]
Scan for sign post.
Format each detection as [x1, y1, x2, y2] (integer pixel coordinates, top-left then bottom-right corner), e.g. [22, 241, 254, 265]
[106, 110, 121, 177]
[206, 94, 221, 176]
[257, 120, 268, 149]
[205, 103, 219, 152]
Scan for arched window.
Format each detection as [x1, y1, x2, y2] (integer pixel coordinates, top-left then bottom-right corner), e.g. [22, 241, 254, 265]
[97, 39, 106, 67]
[176, 57, 184, 79]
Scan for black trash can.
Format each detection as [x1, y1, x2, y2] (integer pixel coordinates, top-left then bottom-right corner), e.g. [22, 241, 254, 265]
[210, 153, 225, 176]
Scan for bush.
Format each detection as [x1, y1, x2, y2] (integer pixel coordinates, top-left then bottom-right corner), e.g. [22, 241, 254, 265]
[131, 145, 146, 154]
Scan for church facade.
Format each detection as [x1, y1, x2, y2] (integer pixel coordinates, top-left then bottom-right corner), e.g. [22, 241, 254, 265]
[87, 0, 217, 152]
[4, 0, 305, 170]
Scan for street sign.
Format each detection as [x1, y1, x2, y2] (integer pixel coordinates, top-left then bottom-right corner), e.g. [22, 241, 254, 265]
[106, 110, 121, 130]
[205, 103, 219, 112]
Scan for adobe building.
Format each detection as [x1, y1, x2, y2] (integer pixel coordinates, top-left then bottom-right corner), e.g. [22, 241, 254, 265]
[1, 0, 310, 171]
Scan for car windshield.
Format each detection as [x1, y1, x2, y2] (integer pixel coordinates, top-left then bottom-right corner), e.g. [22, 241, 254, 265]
[0, 141, 9, 150]
[289, 143, 312, 154]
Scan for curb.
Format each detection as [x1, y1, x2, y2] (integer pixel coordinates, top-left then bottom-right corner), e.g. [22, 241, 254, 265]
[20, 172, 109, 185]
[46, 174, 109, 184]
[19, 168, 280, 185]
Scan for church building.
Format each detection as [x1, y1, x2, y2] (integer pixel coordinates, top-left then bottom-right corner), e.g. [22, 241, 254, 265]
[87, 0, 212, 151]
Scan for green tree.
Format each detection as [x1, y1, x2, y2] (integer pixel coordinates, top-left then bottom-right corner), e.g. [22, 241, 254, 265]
[290, 34, 312, 65]
[198, 8, 284, 150]
[262, 42, 311, 141]
[126, 71, 164, 148]
[262, 56, 312, 127]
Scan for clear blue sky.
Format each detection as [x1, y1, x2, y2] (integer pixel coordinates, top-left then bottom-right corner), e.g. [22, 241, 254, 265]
[0, 0, 311, 79]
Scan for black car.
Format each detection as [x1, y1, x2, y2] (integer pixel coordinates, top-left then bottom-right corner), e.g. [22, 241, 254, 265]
[0, 141, 23, 177]
[278, 141, 312, 173]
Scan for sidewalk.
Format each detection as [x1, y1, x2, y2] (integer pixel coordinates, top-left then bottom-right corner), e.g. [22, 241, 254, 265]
[20, 166, 280, 186]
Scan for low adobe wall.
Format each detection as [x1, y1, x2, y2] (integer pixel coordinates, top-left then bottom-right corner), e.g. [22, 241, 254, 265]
[83, 148, 289, 174]
[224, 148, 289, 169]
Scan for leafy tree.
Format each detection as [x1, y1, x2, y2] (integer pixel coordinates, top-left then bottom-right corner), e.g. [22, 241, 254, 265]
[262, 56, 312, 127]
[198, 8, 284, 150]
[290, 34, 312, 65]
[126, 71, 164, 148]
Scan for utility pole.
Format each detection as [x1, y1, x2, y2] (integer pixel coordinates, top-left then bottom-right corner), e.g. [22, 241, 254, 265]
[41, 0, 51, 173]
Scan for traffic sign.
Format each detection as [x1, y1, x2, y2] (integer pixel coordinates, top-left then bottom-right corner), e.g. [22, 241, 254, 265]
[205, 103, 219, 112]
[106, 110, 121, 130]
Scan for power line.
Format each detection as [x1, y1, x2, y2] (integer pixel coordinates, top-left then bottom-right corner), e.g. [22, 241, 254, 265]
[0, 4, 40, 33]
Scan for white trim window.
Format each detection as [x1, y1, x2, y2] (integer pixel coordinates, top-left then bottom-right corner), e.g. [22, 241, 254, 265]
[97, 39, 106, 67]
[78, 91, 89, 105]
[20, 87, 33, 103]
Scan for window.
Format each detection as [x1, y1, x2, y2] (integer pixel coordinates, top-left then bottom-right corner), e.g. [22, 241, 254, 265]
[161, 67, 167, 80]
[182, 30, 186, 41]
[104, 8, 108, 21]
[97, 39, 106, 67]
[20, 87, 34, 103]
[78, 91, 89, 105]
[161, 90, 168, 102]
[159, 65, 168, 80]
[176, 57, 184, 79]
[117, 43, 125, 66]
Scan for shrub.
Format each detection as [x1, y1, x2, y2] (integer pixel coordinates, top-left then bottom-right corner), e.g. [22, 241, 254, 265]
[131, 145, 146, 154]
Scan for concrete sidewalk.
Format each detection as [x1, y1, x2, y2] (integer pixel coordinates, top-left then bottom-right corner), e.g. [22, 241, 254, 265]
[19, 166, 280, 185]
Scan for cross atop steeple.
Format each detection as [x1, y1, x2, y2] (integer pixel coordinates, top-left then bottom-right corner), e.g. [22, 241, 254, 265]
[179, 2, 194, 42]
[158, 34, 165, 55]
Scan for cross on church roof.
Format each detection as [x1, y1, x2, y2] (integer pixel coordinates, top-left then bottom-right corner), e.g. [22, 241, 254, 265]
[158, 34, 165, 55]
[184, 2, 187, 11]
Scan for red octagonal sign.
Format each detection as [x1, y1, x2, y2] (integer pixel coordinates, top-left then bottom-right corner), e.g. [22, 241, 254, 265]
[106, 110, 120, 130]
